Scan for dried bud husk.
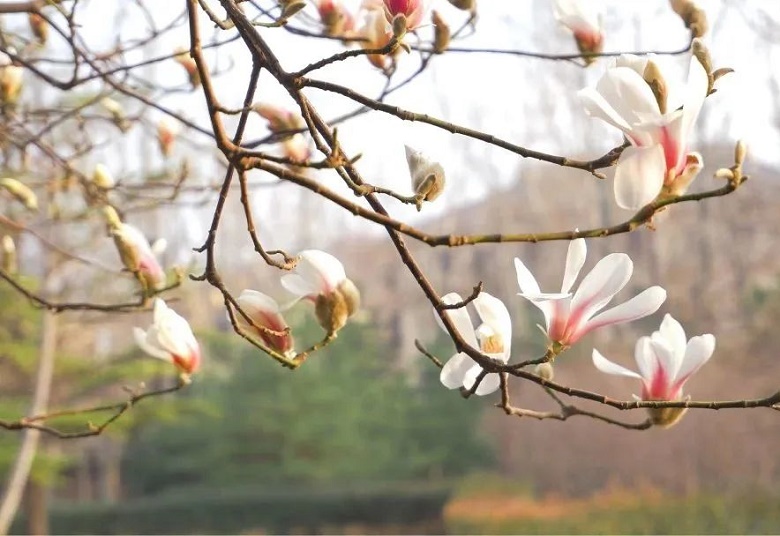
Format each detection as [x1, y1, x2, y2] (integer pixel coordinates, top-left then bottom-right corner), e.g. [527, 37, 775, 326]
[643, 60, 668, 114]
[405, 145, 445, 211]
[391, 13, 408, 40]
[29, 12, 49, 44]
[2, 235, 17, 275]
[92, 164, 115, 189]
[0, 177, 38, 211]
[669, 0, 708, 37]
[534, 362, 554, 381]
[647, 405, 688, 428]
[314, 278, 360, 335]
[447, 0, 475, 11]
[432, 11, 451, 54]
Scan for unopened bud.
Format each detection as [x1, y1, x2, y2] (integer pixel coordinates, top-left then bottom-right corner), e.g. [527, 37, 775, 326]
[174, 48, 201, 88]
[0, 65, 23, 106]
[691, 38, 713, 93]
[447, 0, 475, 11]
[92, 164, 115, 189]
[714, 168, 734, 181]
[29, 12, 49, 44]
[102, 205, 123, 230]
[735, 140, 747, 166]
[534, 362, 554, 381]
[314, 278, 360, 335]
[643, 60, 668, 114]
[281, 1, 306, 20]
[647, 405, 688, 428]
[2, 235, 17, 275]
[101, 97, 131, 132]
[432, 11, 451, 54]
[111, 228, 141, 273]
[337, 278, 360, 318]
[405, 145, 445, 211]
[669, 0, 708, 38]
[157, 118, 178, 157]
[0, 177, 37, 211]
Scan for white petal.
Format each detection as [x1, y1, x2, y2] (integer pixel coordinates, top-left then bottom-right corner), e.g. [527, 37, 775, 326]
[682, 55, 709, 144]
[463, 367, 501, 396]
[473, 292, 512, 360]
[238, 289, 281, 314]
[583, 286, 667, 335]
[514, 257, 541, 295]
[592, 349, 642, 379]
[155, 305, 197, 358]
[633, 336, 654, 380]
[515, 257, 558, 331]
[435, 293, 479, 349]
[561, 238, 587, 294]
[614, 54, 648, 76]
[614, 145, 666, 210]
[595, 67, 662, 126]
[674, 334, 715, 386]
[570, 253, 634, 326]
[648, 336, 679, 383]
[439, 353, 474, 390]
[658, 313, 687, 359]
[297, 250, 346, 294]
[579, 87, 634, 135]
[280, 273, 318, 298]
[133, 327, 173, 362]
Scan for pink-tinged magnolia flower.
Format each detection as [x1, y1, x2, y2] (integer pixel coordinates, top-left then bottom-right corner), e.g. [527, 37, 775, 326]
[236, 290, 294, 356]
[281, 250, 360, 334]
[579, 53, 709, 209]
[316, 0, 356, 37]
[436, 292, 512, 396]
[592, 314, 715, 427]
[553, 0, 604, 62]
[134, 298, 201, 376]
[110, 223, 166, 290]
[254, 104, 304, 133]
[174, 47, 200, 88]
[515, 238, 666, 347]
[383, 0, 426, 31]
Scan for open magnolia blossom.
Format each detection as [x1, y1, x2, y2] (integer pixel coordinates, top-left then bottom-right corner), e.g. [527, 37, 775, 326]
[236, 290, 294, 357]
[436, 292, 512, 396]
[515, 238, 666, 348]
[110, 223, 166, 290]
[383, 0, 427, 32]
[134, 298, 201, 376]
[592, 314, 715, 427]
[281, 249, 360, 334]
[553, 0, 604, 61]
[579, 52, 709, 209]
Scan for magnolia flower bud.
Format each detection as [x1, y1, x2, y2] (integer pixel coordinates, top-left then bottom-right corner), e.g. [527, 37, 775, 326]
[102, 205, 123, 230]
[101, 97, 131, 132]
[391, 13, 408, 40]
[432, 11, 451, 54]
[92, 164, 115, 189]
[735, 140, 747, 167]
[281, 0, 306, 19]
[2, 235, 17, 275]
[534, 362, 555, 381]
[447, 0, 475, 11]
[174, 48, 200, 88]
[647, 405, 688, 428]
[691, 39, 714, 93]
[643, 60, 668, 114]
[405, 145, 445, 211]
[714, 168, 734, 181]
[669, 0, 708, 38]
[0, 177, 38, 211]
[317, 0, 355, 37]
[157, 118, 178, 157]
[0, 65, 23, 106]
[29, 12, 48, 44]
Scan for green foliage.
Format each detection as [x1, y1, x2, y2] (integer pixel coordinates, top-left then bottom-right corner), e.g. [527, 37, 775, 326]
[121, 321, 494, 496]
[16, 483, 450, 535]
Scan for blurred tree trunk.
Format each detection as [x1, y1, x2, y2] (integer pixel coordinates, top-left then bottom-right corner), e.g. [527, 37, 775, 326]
[0, 311, 57, 535]
[24, 481, 49, 536]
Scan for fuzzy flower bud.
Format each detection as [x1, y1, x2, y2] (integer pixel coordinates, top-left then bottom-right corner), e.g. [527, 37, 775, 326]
[405, 145, 445, 211]
[432, 10, 451, 54]
[100, 97, 131, 132]
[0, 65, 23, 106]
[669, 0, 708, 38]
[534, 362, 555, 381]
[92, 164, 115, 189]
[2, 235, 17, 275]
[0, 177, 38, 211]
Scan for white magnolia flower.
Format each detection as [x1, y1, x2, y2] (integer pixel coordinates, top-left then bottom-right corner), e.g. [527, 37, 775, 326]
[436, 292, 512, 396]
[553, 0, 604, 60]
[579, 53, 708, 209]
[236, 290, 294, 356]
[134, 298, 201, 375]
[281, 249, 359, 334]
[592, 313, 715, 401]
[515, 238, 666, 347]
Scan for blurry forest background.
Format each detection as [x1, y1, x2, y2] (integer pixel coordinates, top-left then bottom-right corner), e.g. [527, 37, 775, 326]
[2, 0, 780, 534]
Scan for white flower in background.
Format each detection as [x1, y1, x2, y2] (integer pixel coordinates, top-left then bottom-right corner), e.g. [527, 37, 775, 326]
[281, 250, 359, 334]
[579, 52, 709, 209]
[134, 298, 201, 376]
[553, 0, 604, 62]
[110, 223, 166, 290]
[236, 290, 294, 356]
[515, 238, 666, 347]
[592, 313, 715, 427]
[436, 292, 512, 396]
